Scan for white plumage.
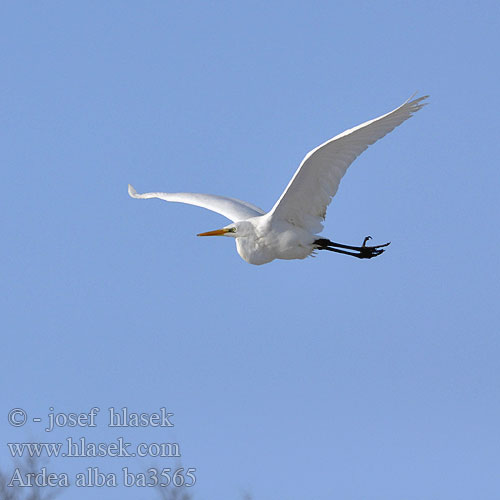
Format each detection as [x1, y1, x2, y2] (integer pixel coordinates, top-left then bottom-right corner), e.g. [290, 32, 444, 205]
[129, 94, 427, 265]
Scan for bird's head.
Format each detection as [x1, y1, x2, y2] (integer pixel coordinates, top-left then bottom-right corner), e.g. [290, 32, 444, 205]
[197, 220, 253, 238]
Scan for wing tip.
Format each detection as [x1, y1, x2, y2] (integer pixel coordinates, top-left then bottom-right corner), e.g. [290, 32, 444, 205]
[128, 184, 139, 198]
[407, 93, 430, 113]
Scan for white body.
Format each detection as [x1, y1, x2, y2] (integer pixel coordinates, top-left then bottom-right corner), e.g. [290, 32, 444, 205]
[232, 215, 315, 265]
[129, 95, 428, 265]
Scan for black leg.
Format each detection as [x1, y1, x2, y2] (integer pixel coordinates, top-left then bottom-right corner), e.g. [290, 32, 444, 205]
[314, 237, 390, 259]
[319, 247, 372, 259]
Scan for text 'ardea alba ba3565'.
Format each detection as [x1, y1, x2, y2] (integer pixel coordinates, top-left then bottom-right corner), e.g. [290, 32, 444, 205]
[129, 95, 428, 265]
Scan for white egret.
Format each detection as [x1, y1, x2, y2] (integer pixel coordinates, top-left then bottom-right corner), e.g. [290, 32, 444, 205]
[129, 95, 427, 265]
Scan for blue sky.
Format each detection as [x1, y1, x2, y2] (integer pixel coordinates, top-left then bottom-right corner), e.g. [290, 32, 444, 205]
[2, 1, 500, 499]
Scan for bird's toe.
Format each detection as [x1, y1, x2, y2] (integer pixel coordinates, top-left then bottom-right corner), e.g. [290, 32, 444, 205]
[362, 236, 372, 247]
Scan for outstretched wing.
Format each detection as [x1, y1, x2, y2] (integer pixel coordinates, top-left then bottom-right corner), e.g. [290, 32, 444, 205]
[128, 184, 265, 222]
[270, 95, 428, 233]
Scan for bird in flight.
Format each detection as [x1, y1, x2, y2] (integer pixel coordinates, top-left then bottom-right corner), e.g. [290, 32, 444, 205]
[129, 94, 427, 265]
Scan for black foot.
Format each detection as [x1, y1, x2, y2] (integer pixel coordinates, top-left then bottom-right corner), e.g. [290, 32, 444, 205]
[358, 236, 390, 259]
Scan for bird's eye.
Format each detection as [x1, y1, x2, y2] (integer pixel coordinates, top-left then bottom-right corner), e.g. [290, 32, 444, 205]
[230, 227, 237, 233]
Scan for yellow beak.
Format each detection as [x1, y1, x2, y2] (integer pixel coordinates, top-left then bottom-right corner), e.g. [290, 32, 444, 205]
[197, 228, 229, 237]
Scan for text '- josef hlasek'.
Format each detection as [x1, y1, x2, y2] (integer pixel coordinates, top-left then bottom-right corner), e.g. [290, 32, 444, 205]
[8, 407, 174, 431]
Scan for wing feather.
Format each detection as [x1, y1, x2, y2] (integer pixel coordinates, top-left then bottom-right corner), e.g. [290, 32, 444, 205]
[270, 95, 428, 232]
[128, 184, 265, 222]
